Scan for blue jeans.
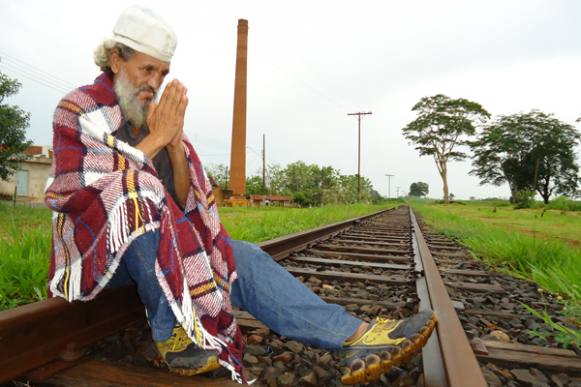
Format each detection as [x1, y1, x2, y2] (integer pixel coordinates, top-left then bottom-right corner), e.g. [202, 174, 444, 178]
[108, 231, 361, 349]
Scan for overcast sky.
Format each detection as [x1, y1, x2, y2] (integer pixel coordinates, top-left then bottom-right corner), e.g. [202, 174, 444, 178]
[2, 0, 581, 199]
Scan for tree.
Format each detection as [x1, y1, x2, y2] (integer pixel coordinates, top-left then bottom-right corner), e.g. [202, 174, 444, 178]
[280, 162, 342, 206]
[402, 94, 490, 203]
[369, 188, 384, 204]
[245, 175, 266, 195]
[0, 72, 31, 180]
[266, 164, 285, 194]
[245, 160, 380, 206]
[470, 110, 580, 204]
[283, 161, 321, 206]
[205, 163, 229, 190]
[409, 182, 429, 197]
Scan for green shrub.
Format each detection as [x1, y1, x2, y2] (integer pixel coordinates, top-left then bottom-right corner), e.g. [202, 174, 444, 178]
[546, 196, 581, 212]
[514, 190, 535, 209]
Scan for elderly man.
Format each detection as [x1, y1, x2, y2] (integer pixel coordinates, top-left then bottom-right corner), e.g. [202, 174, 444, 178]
[45, 6, 435, 385]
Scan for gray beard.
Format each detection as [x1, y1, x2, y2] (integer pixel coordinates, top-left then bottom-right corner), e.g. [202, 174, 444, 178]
[114, 72, 153, 128]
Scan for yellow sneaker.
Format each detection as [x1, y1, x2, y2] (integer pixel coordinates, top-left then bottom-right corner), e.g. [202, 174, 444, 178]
[340, 310, 437, 385]
[155, 326, 220, 376]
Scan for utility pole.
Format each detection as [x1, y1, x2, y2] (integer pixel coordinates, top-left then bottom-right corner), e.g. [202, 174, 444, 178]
[262, 133, 266, 193]
[385, 174, 394, 199]
[347, 111, 372, 201]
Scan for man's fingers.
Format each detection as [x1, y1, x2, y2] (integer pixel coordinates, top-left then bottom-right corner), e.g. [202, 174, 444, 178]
[177, 94, 188, 118]
[176, 95, 188, 130]
[147, 101, 158, 122]
[180, 85, 188, 115]
[157, 80, 176, 112]
[150, 80, 187, 141]
[170, 81, 185, 114]
[145, 101, 158, 131]
[157, 80, 182, 115]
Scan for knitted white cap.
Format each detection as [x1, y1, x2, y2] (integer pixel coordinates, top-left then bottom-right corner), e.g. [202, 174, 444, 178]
[112, 5, 177, 62]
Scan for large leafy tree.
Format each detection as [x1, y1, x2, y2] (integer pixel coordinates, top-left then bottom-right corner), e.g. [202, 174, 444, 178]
[470, 110, 580, 203]
[0, 72, 31, 180]
[282, 161, 341, 206]
[409, 182, 429, 197]
[402, 94, 490, 203]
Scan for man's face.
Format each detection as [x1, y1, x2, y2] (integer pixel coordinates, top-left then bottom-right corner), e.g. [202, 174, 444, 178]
[111, 50, 171, 106]
[110, 50, 171, 127]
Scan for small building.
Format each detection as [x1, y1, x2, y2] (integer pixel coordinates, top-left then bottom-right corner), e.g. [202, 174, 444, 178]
[0, 145, 52, 202]
[249, 194, 292, 207]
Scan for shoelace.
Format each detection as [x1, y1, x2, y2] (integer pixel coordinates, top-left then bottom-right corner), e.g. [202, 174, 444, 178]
[374, 317, 399, 330]
[361, 318, 400, 344]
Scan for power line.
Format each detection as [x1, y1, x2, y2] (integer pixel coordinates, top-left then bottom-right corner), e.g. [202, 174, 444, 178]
[0, 52, 76, 96]
[246, 146, 262, 157]
[0, 62, 70, 95]
[0, 65, 70, 95]
[0, 50, 76, 90]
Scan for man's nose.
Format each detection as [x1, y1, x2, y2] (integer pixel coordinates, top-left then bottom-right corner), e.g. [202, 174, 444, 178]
[147, 75, 162, 91]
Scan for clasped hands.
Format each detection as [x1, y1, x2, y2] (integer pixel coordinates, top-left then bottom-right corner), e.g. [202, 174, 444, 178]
[146, 79, 188, 151]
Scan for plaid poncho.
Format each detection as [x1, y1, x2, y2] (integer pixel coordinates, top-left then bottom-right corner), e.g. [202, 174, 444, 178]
[45, 73, 244, 382]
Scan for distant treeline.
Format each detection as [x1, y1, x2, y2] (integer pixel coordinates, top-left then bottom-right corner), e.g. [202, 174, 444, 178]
[206, 161, 384, 207]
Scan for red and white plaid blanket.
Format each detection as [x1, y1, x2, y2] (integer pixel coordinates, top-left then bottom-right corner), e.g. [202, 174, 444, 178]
[45, 73, 244, 381]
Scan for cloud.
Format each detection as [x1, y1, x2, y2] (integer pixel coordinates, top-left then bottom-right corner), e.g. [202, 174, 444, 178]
[2, 0, 580, 199]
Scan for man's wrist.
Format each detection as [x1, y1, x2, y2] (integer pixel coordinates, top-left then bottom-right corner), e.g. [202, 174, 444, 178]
[135, 132, 167, 160]
[149, 131, 168, 150]
[166, 140, 184, 152]
[166, 140, 184, 155]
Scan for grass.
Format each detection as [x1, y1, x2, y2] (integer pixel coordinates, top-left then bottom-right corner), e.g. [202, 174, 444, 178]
[435, 200, 581, 247]
[545, 196, 581, 212]
[410, 199, 580, 347]
[459, 196, 581, 212]
[0, 201, 393, 310]
[521, 303, 581, 348]
[0, 202, 52, 240]
[0, 203, 53, 309]
[410, 199, 580, 300]
[220, 203, 391, 242]
[0, 226, 51, 309]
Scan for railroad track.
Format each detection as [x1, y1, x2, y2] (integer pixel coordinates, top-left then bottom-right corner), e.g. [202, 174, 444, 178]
[1, 206, 579, 386]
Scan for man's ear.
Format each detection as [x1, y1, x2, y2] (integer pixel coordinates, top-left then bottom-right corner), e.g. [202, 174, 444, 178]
[109, 49, 122, 75]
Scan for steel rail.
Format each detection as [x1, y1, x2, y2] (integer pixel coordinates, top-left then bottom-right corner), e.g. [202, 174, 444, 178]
[258, 207, 393, 261]
[0, 207, 392, 383]
[410, 208, 487, 387]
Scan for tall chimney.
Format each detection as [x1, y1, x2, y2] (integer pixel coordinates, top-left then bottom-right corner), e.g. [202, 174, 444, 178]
[229, 19, 248, 196]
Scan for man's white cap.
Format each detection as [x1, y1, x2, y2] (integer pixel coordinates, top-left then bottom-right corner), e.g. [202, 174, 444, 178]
[112, 5, 177, 62]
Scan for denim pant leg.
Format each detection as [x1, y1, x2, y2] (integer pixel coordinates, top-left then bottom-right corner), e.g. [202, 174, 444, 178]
[229, 239, 362, 350]
[107, 230, 176, 341]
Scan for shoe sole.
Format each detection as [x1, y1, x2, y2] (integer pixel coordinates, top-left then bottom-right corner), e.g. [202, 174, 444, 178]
[341, 314, 437, 385]
[168, 356, 221, 377]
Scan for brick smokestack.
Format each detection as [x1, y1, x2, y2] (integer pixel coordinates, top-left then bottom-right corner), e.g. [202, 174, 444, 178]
[229, 19, 248, 196]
